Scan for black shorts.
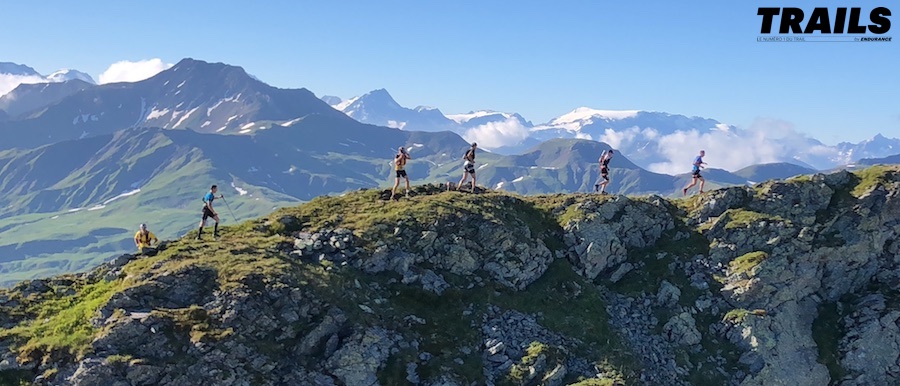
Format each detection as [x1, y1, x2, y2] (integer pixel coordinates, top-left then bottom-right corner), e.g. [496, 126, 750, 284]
[692, 170, 702, 178]
[396, 170, 408, 178]
[464, 163, 476, 175]
[202, 206, 216, 220]
[601, 167, 609, 180]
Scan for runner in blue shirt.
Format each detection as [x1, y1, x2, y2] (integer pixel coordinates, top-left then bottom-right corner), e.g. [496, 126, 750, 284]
[682, 150, 706, 196]
[197, 185, 223, 239]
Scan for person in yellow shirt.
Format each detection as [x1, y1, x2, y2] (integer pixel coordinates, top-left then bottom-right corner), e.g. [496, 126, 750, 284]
[134, 223, 158, 255]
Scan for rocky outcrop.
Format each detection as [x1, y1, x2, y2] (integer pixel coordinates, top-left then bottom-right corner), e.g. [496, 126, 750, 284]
[2, 168, 900, 386]
[563, 196, 675, 280]
[838, 294, 900, 386]
[356, 197, 554, 291]
[702, 173, 900, 386]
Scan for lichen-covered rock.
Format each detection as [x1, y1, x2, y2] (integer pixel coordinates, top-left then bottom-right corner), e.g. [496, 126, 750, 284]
[564, 196, 675, 279]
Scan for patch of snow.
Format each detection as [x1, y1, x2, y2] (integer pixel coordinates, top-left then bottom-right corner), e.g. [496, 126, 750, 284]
[542, 167, 557, 170]
[90, 115, 98, 121]
[550, 107, 640, 125]
[67, 208, 84, 213]
[72, 116, 79, 125]
[51, 215, 60, 219]
[410, 143, 424, 148]
[240, 122, 255, 130]
[338, 143, 349, 147]
[747, 180, 757, 185]
[283, 166, 297, 174]
[478, 163, 489, 170]
[146, 107, 170, 120]
[174, 107, 200, 128]
[386, 120, 407, 130]
[216, 126, 227, 132]
[495, 181, 505, 189]
[88, 205, 106, 211]
[206, 94, 243, 116]
[248, 166, 259, 172]
[102, 189, 141, 205]
[334, 96, 359, 111]
[282, 117, 304, 126]
[231, 182, 248, 196]
[239, 129, 252, 134]
[512, 176, 526, 182]
[81, 113, 89, 123]
[201, 121, 212, 128]
[177, 80, 186, 88]
[227, 115, 240, 122]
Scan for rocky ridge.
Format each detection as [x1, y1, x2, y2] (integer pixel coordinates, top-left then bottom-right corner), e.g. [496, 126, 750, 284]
[0, 166, 897, 386]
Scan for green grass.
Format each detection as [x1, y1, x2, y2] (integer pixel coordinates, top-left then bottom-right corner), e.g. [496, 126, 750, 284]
[723, 309, 750, 324]
[0, 277, 123, 364]
[850, 165, 898, 197]
[502, 341, 564, 386]
[723, 209, 787, 230]
[729, 251, 769, 276]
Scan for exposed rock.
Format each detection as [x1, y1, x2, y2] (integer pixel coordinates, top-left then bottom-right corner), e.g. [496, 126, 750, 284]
[324, 327, 398, 386]
[657, 280, 682, 307]
[564, 196, 675, 279]
[663, 312, 702, 346]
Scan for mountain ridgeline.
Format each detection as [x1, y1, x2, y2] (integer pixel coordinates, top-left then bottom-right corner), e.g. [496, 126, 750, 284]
[0, 58, 346, 151]
[0, 166, 898, 386]
[1, 57, 899, 291]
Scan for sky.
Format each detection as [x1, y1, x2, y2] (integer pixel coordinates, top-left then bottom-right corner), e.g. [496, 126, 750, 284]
[0, 0, 897, 145]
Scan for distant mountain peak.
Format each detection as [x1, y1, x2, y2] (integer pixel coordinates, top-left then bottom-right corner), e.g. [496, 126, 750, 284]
[550, 107, 642, 125]
[320, 95, 342, 106]
[45, 69, 96, 85]
[0, 62, 41, 77]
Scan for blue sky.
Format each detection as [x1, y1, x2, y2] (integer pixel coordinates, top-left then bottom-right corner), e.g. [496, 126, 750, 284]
[1, 0, 897, 144]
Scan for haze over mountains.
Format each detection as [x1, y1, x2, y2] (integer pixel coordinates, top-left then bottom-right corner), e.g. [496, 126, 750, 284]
[1, 57, 898, 284]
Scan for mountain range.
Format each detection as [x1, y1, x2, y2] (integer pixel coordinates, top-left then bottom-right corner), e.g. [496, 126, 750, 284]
[0, 57, 898, 285]
[325, 89, 900, 172]
[0, 61, 95, 97]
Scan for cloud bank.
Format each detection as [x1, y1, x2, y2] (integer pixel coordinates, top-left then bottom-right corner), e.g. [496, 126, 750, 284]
[463, 117, 532, 149]
[98, 59, 173, 84]
[0, 74, 47, 97]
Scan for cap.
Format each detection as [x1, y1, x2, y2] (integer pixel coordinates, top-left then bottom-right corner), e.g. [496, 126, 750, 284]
[140, 223, 147, 229]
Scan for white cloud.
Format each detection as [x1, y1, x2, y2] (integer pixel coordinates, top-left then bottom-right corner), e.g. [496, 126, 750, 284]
[644, 118, 834, 174]
[98, 59, 173, 84]
[0, 74, 47, 97]
[463, 117, 531, 149]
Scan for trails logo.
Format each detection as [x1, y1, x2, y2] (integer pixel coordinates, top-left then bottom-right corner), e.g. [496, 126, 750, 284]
[757, 7, 892, 42]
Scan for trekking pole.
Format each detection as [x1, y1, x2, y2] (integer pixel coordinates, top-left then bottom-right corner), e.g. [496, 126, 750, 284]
[220, 195, 238, 223]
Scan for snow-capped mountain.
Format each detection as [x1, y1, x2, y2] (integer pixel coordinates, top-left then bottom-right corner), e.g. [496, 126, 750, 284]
[0, 58, 347, 150]
[834, 134, 900, 165]
[0, 62, 96, 97]
[45, 69, 96, 84]
[446, 110, 533, 129]
[328, 88, 458, 132]
[321, 88, 900, 173]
